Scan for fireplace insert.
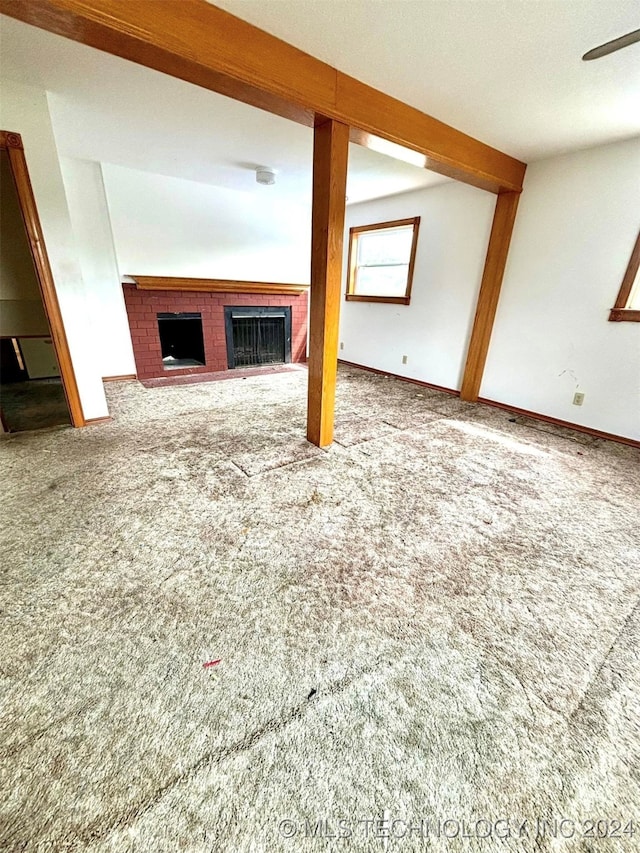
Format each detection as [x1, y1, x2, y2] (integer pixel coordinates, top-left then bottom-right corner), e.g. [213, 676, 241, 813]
[225, 306, 291, 369]
[157, 312, 205, 369]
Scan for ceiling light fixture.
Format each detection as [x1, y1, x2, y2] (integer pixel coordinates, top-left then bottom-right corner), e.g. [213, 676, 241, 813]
[256, 167, 276, 185]
[361, 134, 427, 169]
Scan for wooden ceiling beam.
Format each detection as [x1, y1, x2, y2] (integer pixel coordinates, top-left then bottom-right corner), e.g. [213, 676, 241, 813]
[0, 0, 526, 193]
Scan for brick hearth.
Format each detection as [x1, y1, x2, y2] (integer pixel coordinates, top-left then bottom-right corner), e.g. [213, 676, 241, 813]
[123, 284, 308, 381]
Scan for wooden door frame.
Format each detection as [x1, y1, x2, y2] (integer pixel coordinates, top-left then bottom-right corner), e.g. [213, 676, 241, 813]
[1, 130, 85, 427]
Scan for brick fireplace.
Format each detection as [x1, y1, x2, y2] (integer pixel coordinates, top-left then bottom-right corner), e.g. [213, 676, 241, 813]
[123, 277, 308, 381]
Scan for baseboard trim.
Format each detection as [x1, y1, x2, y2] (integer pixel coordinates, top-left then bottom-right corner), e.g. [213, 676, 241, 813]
[102, 374, 137, 382]
[84, 416, 113, 426]
[477, 398, 640, 449]
[338, 359, 459, 397]
[338, 360, 638, 448]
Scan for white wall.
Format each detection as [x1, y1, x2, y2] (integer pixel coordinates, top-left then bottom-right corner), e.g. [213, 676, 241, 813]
[483, 137, 640, 441]
[102, 163, 311, 283]
[0, 80, 108, 420]
[59, 157, 136, 378]
[339, 182, 496, 389]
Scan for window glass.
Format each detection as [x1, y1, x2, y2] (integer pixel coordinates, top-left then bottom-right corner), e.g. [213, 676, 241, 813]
[347, 218, 420, 303]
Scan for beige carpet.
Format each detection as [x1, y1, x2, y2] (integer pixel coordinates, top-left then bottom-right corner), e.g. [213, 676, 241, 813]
[0, 365, 638, 852]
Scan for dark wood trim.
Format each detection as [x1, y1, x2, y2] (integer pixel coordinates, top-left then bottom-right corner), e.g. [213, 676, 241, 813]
[84, 415, 113, 426]
[345, 295, 411, 305]
[338, 359, 459, 396]
[460, 191, 520, 402]
[609, 308, 640, 323]
[0, 130, 24, 149]
[0, 333, 57, 339]
[345, 217, 420, 304]
[102, 374, 137, 382]
[609, 229, 640, 321]
[477, 397, 640, 449]
[0, 0, 526, 194]
[307, 117, 349, 447]
[1, 130, 85, 427]
[338, 359, 639, 447]
[348, 217, 419, 236]
[404, 217, 420, 304]
[129, 276, 309, 295]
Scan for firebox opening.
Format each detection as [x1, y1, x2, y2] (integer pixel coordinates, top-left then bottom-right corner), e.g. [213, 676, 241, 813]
[157, 312, 205, 370]
[225, 306, 292, 369]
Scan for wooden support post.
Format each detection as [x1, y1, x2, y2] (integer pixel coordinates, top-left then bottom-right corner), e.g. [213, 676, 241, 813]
[460, 190, 521, 401]
[306, 117, 349, 447]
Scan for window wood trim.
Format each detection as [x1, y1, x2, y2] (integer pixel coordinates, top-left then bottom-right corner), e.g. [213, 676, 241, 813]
[345, 217, 420, 305]
[609, 229, 640, 323]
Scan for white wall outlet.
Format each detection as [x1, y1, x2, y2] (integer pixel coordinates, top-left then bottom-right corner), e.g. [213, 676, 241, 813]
[402, 355, 408, 365]
[573, 392, 585, 406]
[340, 342, 344, 350]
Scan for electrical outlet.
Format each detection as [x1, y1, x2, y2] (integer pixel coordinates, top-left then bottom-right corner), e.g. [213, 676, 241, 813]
[573, 392, 585, 406]
[340, 342, 344, 350]
[402, 355, 408, 365]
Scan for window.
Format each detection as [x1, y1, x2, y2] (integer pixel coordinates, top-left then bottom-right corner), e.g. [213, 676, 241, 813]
[609, 229, 640, 322]
[346, 217, 420, 304]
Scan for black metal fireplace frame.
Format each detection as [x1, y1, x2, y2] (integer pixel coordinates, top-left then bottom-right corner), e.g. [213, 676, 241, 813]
[224, 306, 292, 369]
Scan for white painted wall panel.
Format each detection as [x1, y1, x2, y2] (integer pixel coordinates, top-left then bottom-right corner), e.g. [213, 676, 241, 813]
[0, 80, 108, 420]
[339, 182, 495, 390]
[482, 137, 640, 440]
[102, 163, 312, 284]
[59, 157, 136, 378]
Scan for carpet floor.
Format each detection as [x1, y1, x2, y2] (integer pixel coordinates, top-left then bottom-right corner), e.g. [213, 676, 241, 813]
[0, 365, 638, 852]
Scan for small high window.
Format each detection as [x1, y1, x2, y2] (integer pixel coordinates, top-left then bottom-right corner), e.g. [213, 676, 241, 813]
[346, 217, 420, 304]
[609, 229, 640, 322]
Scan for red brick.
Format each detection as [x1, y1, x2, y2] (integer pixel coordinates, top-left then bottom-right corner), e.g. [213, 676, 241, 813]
[124, 283, 308, 378]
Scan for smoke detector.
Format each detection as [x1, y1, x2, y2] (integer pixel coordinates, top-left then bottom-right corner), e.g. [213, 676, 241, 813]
[256, 167, 276, 186]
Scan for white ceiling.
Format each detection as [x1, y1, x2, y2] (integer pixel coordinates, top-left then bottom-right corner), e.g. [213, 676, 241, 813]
[0, 15, 447, 205]
[215, 0, 640, 161]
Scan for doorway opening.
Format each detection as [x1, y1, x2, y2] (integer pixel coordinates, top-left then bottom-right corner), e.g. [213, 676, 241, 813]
[0, 133, 81, 433]
[0, 336, 69, 432]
